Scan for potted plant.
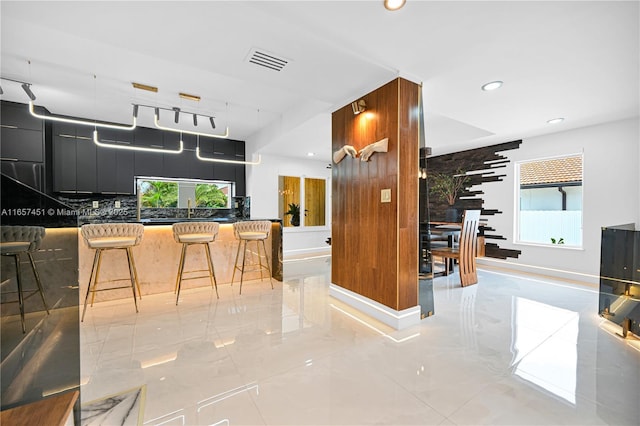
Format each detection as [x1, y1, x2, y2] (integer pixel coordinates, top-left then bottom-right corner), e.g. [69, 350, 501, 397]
[285, 203, 302, 226]
[428, 169, 470, 222]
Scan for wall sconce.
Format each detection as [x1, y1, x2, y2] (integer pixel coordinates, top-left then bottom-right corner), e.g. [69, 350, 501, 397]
[351, 99, 366, 115]
[419, 168, 427, 179]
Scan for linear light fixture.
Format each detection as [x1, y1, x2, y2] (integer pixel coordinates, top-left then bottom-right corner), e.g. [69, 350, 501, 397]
[179, 92, 201, 102]
[132, 82, 158, 92]
[29, 101, 137, 130]
[93, 130, 183, 154]
[196, 147, 260, 165]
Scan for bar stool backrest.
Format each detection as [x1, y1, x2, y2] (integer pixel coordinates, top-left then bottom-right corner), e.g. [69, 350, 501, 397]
[81, 223, 144, 245]
[172, 222, 220, 242]
[1, 226, 46, 252]
[232, 221, 271, 240]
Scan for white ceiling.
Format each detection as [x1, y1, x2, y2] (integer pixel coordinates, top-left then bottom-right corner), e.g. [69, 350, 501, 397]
[1, 1, 638, 161]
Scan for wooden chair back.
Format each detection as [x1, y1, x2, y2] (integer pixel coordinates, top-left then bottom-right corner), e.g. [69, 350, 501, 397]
[458, 210, 481, 286]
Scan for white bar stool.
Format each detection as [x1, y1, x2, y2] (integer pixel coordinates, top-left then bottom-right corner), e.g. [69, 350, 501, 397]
[172, 221, 219, 305]
[0, 226, 49, 333]
[231, 221, 273, 294]
[80, 223, 144, 321]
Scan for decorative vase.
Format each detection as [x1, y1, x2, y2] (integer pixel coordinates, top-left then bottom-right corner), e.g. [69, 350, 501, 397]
[445, 207, 459, 223]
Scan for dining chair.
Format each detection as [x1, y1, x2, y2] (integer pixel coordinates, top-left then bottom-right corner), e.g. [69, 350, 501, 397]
[431, 210, 481, 286]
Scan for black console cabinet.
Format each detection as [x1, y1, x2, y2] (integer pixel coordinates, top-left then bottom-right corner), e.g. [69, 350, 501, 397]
[599, 224, 640, 337]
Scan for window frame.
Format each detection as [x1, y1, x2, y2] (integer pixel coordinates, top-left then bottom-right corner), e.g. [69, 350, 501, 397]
[514, 153, 584, 249]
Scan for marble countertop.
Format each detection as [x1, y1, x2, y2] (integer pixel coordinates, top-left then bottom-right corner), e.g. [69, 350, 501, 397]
[137, 217, 281, 225]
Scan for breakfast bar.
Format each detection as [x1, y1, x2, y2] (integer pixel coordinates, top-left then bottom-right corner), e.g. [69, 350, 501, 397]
[77, 219, 282, 304]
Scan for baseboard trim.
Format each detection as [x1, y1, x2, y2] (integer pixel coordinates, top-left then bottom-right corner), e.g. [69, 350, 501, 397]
[283, 247, 331, 257]
[477, 257, 599, 285]
[329, 284, 421, 330]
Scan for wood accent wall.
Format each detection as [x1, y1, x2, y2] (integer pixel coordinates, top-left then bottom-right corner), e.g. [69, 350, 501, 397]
[332, 78, 419, 311]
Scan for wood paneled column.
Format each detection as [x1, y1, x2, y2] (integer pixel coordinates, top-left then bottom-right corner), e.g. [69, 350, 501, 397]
[331, 78, 420, 328]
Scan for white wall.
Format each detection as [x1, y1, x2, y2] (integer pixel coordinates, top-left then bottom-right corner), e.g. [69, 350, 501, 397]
[480, 118, 639, 282]
[246, 153, 332, 256]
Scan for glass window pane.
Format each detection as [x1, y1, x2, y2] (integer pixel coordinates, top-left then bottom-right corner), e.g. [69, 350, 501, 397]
[517, 155, 583, 247]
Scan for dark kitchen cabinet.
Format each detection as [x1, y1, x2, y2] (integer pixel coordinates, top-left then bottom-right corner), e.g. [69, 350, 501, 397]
[75, 126, 97, 192]
[52, 123, 96, 193]
[1, 101, 42, 131]
[191, 136, 214, 180]
[1, 102, 44, 163]
[95, 128, 134, 194]
[163, 132, 192, 179]
[0, 127, 44, 162]
[133, 127, 164, 177]
[1, 101, 45, 191]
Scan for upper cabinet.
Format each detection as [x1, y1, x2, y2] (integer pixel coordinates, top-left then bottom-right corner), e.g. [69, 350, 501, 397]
[0, 101, 45, 192]
[30, 101, 248, 196]
[0, 101, 44, 163]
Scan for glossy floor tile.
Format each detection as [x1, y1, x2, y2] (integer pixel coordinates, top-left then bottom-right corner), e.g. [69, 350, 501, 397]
[81, 256, 640, 425]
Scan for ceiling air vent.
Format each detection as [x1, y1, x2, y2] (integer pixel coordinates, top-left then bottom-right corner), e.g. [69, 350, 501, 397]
[246, 48, 290, 72]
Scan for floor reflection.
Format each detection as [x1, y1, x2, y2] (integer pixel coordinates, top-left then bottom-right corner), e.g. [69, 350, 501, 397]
[80, 259, 640, 425]
[512, 297, 579, 404]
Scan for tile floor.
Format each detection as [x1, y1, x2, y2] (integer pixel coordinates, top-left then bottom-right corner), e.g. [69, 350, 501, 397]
[80, 255, 640, 425]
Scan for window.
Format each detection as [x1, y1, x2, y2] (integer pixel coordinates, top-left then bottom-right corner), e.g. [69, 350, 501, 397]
[137, 178, 233, 209]
[515, 154, 583, 247]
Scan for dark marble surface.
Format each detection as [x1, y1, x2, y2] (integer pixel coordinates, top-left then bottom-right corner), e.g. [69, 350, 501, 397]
[55, 194, 250, 225]
[1, 174, 80, 412]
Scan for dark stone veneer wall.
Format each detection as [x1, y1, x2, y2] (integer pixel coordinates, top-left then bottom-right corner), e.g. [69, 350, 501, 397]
[425, 140, 522, 260]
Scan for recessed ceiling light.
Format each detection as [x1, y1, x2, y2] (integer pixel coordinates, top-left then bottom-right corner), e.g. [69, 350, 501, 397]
[481, 81, 503, 91]
[307, 152, 315, 157]
[547, 117, 564, 124]
[384, 0, 406, 11]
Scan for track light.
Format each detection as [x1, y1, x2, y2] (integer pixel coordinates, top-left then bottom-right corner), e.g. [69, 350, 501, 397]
[133, 104, 139, 118]
[132, 104, 229, 139]
[351, 99, 366, 115]
[22, 83, 36, 101]
[0, 85, 3, 95]
[155, 115, 229, 139]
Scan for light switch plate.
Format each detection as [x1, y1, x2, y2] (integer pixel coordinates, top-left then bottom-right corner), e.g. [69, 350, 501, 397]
[381, 188, 391, 203]
[115, 201, 121, 208]
[92, 201, 99, 208]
